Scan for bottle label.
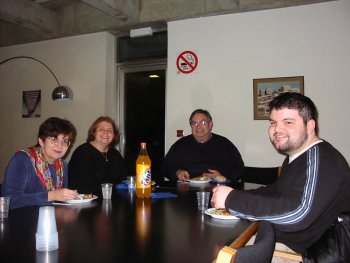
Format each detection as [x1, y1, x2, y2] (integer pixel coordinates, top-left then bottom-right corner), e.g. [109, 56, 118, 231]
[136, 164, 151, 188]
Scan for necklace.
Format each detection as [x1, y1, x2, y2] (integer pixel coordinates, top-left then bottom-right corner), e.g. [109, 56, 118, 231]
[101, 151, 108, 162]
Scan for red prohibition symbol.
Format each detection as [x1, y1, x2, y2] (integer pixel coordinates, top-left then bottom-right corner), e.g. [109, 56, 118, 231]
[176, 51, 198, 74]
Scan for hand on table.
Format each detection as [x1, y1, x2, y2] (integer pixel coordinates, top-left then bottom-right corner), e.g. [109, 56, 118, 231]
[48, 188, 78, 202]
[211, 185, 234, 209]
[202, 169, 222, 179]
[176, 169, 190, 181]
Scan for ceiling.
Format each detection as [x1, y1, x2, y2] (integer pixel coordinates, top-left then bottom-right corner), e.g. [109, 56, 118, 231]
[0, 0, 334, 47]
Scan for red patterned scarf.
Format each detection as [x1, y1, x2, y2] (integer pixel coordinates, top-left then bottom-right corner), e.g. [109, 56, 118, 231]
[20, 146, 64, 190]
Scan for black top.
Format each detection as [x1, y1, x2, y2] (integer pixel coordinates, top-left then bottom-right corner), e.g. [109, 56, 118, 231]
[68, 142, 127, 195]
[161, 133, 244, 182]
[226, 141, 350, 253]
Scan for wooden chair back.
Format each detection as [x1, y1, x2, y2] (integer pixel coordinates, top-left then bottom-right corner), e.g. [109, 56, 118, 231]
[215, 221, 302, 263]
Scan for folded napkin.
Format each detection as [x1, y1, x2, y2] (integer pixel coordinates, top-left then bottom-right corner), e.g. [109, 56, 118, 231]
[115, 181, 128, 190]
[151, 192, 177, 199]
[115, 183, 177, 199]
[210, 178, 232, 184]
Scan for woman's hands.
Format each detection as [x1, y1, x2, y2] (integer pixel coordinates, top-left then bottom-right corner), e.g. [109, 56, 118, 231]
[48, 188, 78, 202]
[202, 169, 222, 179]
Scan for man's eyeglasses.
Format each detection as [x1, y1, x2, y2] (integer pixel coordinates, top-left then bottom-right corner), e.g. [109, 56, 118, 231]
[189, 120, 210, 127]
[47, 136, 71, 147]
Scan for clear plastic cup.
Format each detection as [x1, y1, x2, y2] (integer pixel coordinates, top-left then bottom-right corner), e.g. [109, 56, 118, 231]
[36, 206, 58, 251]
[127, 176, 136, 190]
[101, 183, 113, 199]
[0, 197, 10, 220]
[196, 191, 210, 211]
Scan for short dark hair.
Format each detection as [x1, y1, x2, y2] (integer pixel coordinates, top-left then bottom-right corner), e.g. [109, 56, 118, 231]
[38, 117, 76, 142]
[269, 92, 318, 134]
[189, 109, 212, 122]
[87, 116, 120, 149]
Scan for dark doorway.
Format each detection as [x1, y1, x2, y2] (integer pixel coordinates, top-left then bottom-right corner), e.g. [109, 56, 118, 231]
[120, 67, 166, 183]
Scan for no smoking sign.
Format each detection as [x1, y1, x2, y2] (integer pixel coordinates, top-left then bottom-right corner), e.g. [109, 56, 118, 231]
[176, 51, 198, 74]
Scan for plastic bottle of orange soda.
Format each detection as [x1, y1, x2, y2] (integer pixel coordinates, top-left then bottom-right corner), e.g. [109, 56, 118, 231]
[136, 142, 151, 198]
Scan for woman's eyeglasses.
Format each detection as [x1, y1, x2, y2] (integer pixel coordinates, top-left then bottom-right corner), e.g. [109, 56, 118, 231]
[47, 136, 71, 147]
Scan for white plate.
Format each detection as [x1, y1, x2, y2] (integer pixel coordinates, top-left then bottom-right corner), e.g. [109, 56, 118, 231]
[204, 208, 239, 220]
[188, 179, 210, 184]
[65, 194, 98, 204]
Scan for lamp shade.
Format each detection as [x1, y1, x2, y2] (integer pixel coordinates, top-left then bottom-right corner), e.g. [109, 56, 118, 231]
[52, 86, 73, 101]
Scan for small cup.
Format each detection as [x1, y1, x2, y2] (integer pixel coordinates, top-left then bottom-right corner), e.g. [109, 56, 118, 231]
[127, 176, 136, 190]
[196, 191, 210, 211]
[36, 206, 58, 251]
[101, 183, 113, 199]
[0, 197, 11, 220]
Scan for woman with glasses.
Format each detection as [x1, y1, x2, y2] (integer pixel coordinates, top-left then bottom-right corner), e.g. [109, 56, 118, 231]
[68, 116, 127, 195]
[2, 117, 78, 209]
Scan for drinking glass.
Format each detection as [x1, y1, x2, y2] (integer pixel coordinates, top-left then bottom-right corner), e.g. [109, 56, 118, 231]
[196, 191, 210, 211]
[101, 183, 113, 199]
[0, 197, 10, 220]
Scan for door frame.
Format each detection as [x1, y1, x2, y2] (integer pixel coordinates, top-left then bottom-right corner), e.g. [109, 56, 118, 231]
[116, 59, 167, 157]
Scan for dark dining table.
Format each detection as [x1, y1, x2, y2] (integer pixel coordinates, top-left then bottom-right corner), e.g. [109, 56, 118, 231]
[0, 181, 250, 263]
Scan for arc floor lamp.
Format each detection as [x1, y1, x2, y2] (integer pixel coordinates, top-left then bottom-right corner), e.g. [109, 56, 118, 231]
[0, 56, 73, 101]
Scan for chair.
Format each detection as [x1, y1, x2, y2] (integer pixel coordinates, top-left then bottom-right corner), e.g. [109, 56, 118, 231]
[235, 221, 276, 263]
[215, 221, 261, 263]
[241, 166, 279, 190]
[215, 221, 302, 263]
[215, 166, 303, 262]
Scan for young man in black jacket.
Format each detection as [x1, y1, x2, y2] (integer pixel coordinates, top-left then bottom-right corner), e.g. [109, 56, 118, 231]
[211, 92, 350, 259]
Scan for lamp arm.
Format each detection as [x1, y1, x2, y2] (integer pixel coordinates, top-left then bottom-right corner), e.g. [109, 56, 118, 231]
[0, 56, 61, 86]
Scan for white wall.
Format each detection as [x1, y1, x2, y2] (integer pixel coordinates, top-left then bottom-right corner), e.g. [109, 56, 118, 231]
[1, 1, 350, 182]
[166, 0, 350, 167]
[0, 32, 116, 181]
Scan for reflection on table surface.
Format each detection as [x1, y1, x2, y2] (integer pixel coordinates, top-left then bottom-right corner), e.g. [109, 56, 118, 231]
[0, 181, 249, 263]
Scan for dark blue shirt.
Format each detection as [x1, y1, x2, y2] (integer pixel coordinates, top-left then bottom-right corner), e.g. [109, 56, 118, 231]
[161, 133, 244, 181]
[2, 152, 68, 209]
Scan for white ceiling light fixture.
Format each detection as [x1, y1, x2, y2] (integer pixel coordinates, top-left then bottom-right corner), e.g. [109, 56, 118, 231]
[149, 74, 159, 78]
[130, 27, 153, 38]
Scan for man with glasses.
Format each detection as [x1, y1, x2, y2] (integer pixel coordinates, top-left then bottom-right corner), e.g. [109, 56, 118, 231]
[161, 109, 244, 182]
[2, 117, 78, 209]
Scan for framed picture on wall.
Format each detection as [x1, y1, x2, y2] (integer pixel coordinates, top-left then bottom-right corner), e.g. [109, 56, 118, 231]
[253, 76, 304, 120]
[22, 90, 41, 118]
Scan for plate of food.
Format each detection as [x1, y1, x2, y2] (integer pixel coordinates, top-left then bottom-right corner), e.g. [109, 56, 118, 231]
[189, 176, 210, 184]
[65, 194, 98, 204]
[204, 208, 239, 220]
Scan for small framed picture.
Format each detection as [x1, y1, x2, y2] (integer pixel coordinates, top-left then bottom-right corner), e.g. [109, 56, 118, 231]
[22, 90, 41, 118]
[253, 76, 304, 120]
